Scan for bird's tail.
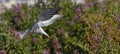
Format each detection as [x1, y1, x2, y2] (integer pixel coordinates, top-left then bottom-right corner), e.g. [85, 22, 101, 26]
[19, 29, 30, 39]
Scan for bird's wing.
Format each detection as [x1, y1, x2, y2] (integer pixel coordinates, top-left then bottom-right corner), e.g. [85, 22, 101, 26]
[22, 7, 62, 35]
[38, 14, 63, 27]
[39, 7, 61, 21]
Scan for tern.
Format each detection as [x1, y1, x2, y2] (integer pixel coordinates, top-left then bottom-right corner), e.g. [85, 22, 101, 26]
[19, 7, 63, 39]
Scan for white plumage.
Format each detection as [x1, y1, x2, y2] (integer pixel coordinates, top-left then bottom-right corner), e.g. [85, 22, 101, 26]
[38, 14, 63, 27]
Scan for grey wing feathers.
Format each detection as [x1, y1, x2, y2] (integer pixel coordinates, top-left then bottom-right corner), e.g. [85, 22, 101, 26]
[39, 7, 61, 21]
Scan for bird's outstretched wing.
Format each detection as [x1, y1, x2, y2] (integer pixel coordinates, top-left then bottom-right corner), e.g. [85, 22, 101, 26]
[38, 14, 63, 27]
[32, 15, 63, 34]
[32, 7, 62, 29]
[39, 7, 61, 21]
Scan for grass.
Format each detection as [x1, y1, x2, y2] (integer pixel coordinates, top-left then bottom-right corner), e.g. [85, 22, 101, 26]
[0, 0, 120, 54]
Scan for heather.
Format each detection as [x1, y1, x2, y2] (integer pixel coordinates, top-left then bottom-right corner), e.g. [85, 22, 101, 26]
[0, 0, 120, 54]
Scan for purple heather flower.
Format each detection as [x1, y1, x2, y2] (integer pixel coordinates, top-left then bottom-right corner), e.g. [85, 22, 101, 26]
[93, 36, 99, 41]
[42, 50, 46, 54]
[92, 36, 101, 43]
[67, 20, 72, 25]
[52, 37, 61, 49]
[73, 49, 79, 54]
[0, 49, 5, 54]
[15, 31, 21, 36]
[113, 12, 117, 16]
[74, 15, 81, 23]
[14, 17, 21, 23]
[93, 22, 100, 28]
[42, 49, 47, 54]
[116, 17, 120, 21]
[42, 49, 49, 54]
[86, 2, 94, 7]
[90, 45, 97, 49]
[54, 51, 63, 54]
[57, 28, 63, 35]
[74, 15, 80, 20]
[32, 37, 39, 43]
[14, 4, 20, 11]
[75, 7, 81, 15]
[13, 15, 22, 24]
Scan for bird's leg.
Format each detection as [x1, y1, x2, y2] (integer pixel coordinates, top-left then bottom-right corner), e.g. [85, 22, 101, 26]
[38, 24, 50, 38]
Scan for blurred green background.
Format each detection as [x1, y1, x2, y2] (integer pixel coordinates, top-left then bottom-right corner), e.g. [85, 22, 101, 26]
[0, 0, 120, 54]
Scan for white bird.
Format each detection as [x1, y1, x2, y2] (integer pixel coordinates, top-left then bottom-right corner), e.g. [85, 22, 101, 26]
[19, 7, 63, 39]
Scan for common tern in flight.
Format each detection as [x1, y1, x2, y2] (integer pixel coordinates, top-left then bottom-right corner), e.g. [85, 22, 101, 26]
[19, 7, 63, 39]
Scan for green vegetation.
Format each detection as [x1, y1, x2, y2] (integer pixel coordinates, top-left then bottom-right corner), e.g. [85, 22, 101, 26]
[0, 0, 120, 54]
